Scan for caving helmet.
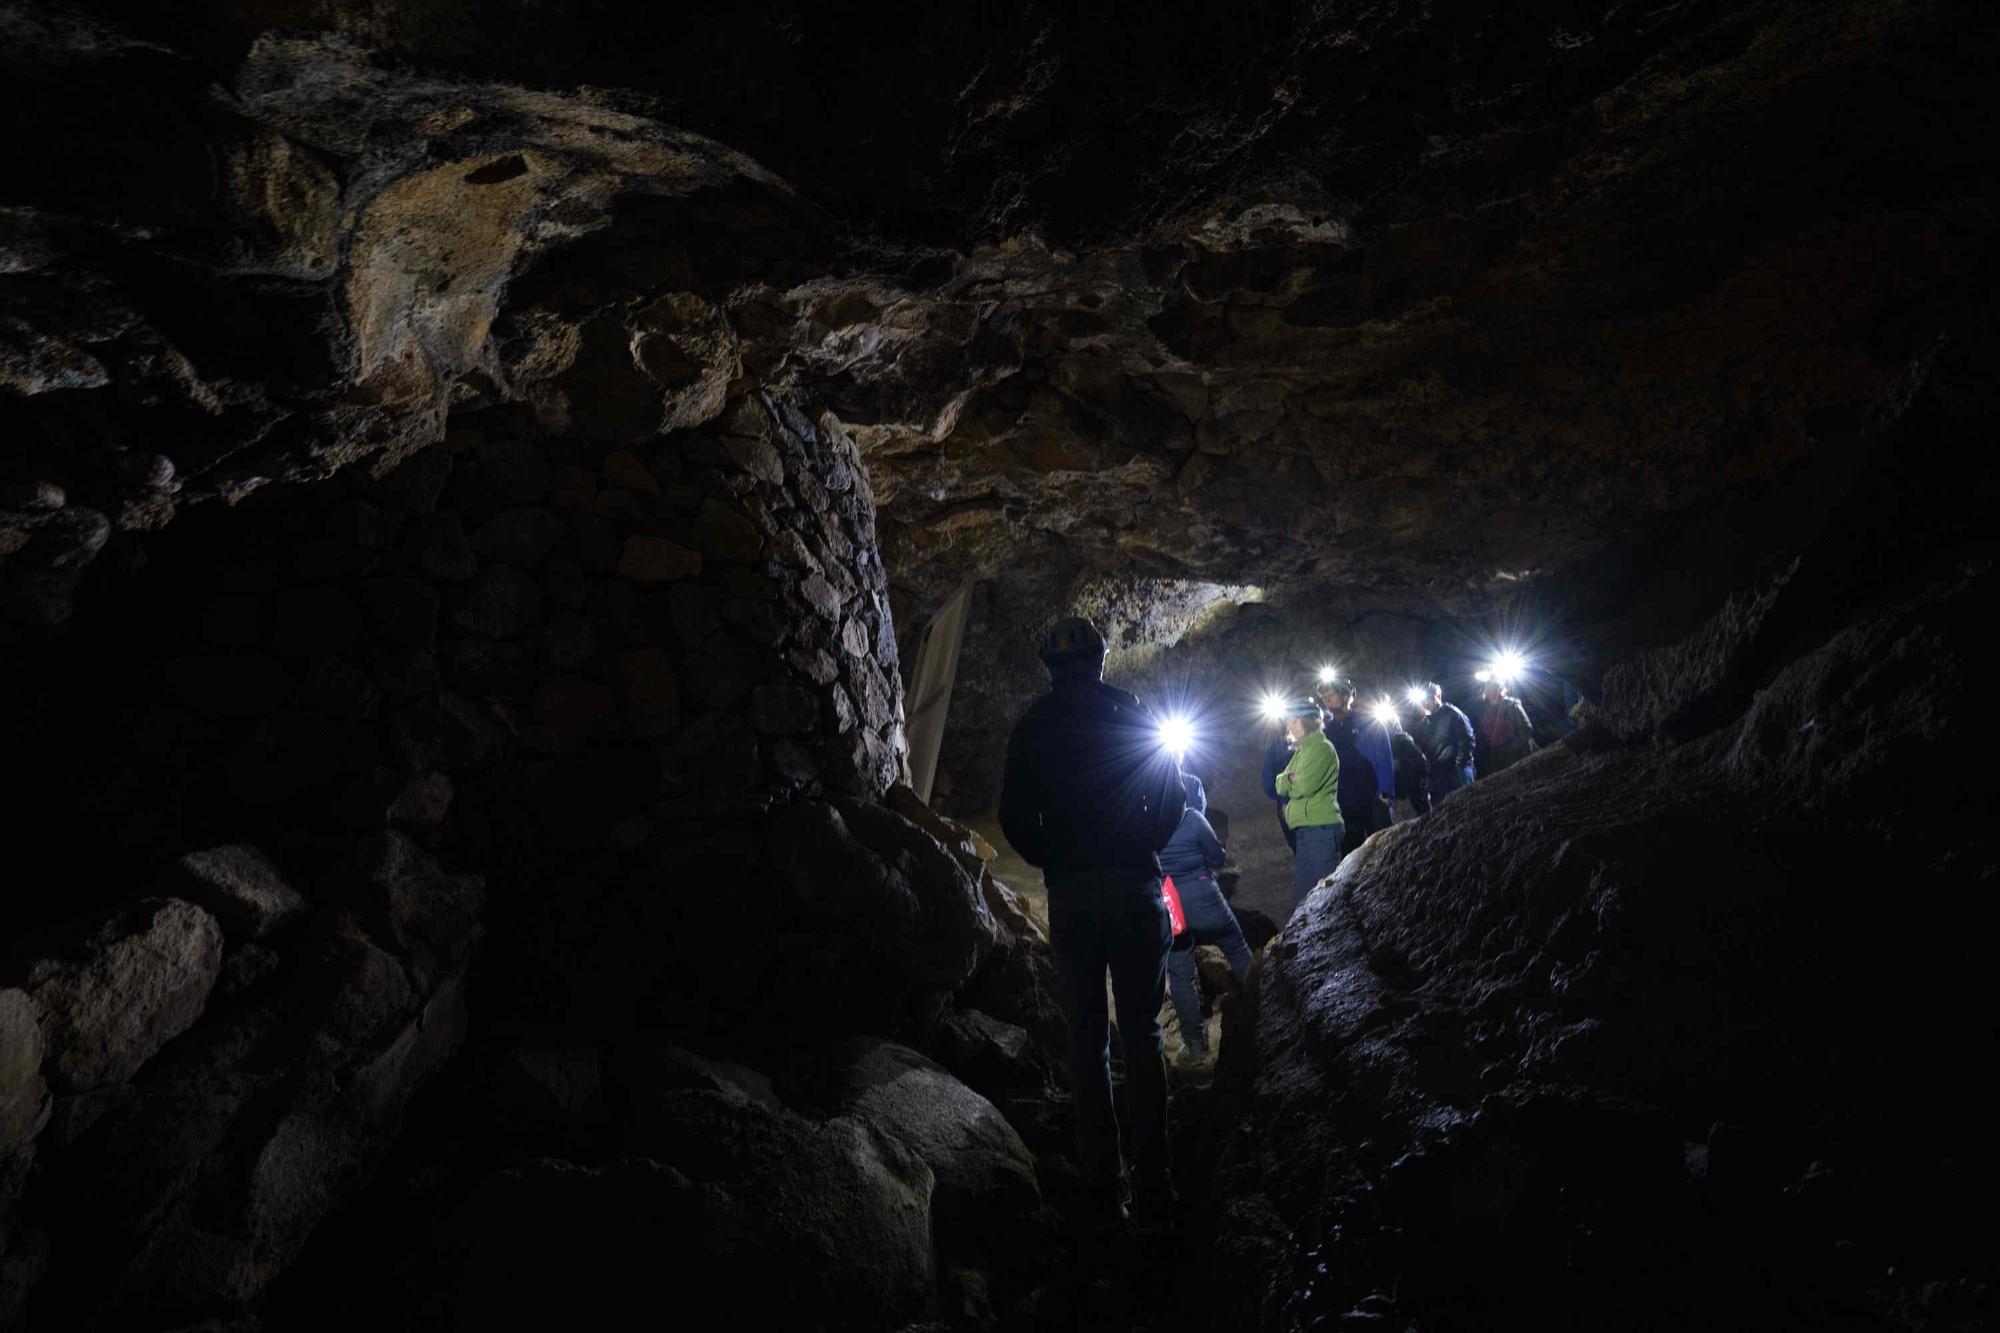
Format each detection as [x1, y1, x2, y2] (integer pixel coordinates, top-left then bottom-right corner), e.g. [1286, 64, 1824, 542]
[1040, 616, 1108, 679]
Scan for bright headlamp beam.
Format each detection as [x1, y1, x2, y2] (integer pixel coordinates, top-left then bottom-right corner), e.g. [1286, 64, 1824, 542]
[1159, 715, 1195, 756]
[1368, 700, 1398, 727]
[1405, 686, 1428, 706]
[1317, 664, 1337, 686]
[1259, 693, 1287, 722]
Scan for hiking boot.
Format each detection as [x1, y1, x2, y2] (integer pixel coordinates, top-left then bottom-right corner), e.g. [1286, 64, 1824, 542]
[1172, 1043, 1210, 1071]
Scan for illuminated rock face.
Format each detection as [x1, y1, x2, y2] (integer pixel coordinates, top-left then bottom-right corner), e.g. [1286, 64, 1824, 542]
[1, 0, 1996, 1328]
[1212, 418, 2000, 1327]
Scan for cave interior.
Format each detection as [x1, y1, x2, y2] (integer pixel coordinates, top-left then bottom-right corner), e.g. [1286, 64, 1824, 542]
[2, 2, 1997, 1329]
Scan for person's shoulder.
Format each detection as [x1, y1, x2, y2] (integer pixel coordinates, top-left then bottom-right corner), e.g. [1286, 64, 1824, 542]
[1011, 691, 1064, 732]
[1095, 681, 1145, 711]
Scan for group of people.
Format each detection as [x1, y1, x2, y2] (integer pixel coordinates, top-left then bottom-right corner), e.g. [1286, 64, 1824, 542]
[998, 614, 1545, 1233]
[1262, 674, 1536, 903]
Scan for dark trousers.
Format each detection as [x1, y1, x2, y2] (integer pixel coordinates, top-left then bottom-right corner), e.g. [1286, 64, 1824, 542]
[1045, 866, 1173, 1205]
[1272, 799, 1297, 852]
[1292, 824, 1343, 904]
[1433, 763, 1475, 803]
[1164, 871, 1253, 1055]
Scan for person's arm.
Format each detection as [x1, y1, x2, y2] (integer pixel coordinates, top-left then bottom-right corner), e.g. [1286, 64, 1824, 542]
[998, 720, 1049, 867]
[1192, 811, 1227, 868]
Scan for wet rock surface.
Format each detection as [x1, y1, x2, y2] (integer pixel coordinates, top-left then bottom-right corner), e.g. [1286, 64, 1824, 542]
[1210, 392, 2000, 1329]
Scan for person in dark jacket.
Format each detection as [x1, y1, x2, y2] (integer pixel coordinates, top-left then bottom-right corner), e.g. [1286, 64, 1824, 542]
[1476, 679, 1537, 776]
[1318, 683, 1382, 857]
[1384, 706, 1431, 821]
[1322, 679, 1394, 839]
[1159, 770, 1253, 1068]
[1411, 681, 1476, 802]
[999, 616, 1187, 1227]
[1259, 723, 1297, 853]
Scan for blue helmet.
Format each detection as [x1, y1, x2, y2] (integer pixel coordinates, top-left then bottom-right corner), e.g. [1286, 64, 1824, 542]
[1040, 616, 1107, 677]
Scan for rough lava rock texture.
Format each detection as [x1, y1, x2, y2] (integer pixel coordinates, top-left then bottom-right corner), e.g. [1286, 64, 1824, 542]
[1, 0, 1998, 1329]
[5, 0, 1992, 631]
[24, 899, 223, 1094]
[1210, 384, 2000, 1328]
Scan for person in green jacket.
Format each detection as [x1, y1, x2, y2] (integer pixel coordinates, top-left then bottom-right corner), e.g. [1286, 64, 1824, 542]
[1274, 696, 1344, 905]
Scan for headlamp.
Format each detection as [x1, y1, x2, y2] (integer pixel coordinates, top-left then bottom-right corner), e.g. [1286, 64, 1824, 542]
[1405, 685, 1428, 706]
[1158, 715, 1195, 758]
[1259, 693, 1287, 722]
[1316, 664, 1337, 686]
[1368, 699, 1399, 727]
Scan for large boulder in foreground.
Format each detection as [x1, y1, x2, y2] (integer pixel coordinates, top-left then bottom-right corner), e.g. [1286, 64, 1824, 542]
[437, 1089, 936, 1332]
[1215, 560, 1999, 1331]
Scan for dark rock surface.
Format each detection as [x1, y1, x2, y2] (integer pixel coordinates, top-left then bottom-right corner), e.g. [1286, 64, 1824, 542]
[23, 899, 223, 1094]
[1, 0, 1997, 1329]
[1210, 404, 2000, 1328]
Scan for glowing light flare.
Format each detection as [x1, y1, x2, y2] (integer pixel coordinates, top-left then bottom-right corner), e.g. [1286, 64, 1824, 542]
[1317, 664, 1338, 686]
[1474, 669, 1493, 683]
[1405, 686, 1429, 707]
[1493, 650, 1528, 683]
[1368, 698, 1400, 728]
[1158, 715, 1196, 757]
[1259, 693, 1288, 723]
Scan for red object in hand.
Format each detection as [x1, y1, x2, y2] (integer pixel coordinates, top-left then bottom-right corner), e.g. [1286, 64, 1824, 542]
[1161, 875, 1187, 936]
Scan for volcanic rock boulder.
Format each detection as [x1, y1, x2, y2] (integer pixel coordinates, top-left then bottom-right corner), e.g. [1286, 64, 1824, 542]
[2, 838, 481, 1329]
[25, 898, 223, 1094]
[436, 1089, 936, 1332]
[0, 992, 48, 1154]
[1213, 556, 1999, 1330]
[823, 1038, 1041, 1245]
[766, 796, 998, 1037]
[167, 845, 308, 942]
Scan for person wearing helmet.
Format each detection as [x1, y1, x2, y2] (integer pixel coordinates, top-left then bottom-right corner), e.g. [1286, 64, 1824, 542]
[1158, 769, 1252, 1068]
[999, 615, 1188, 1229]
[1411, 681, 1476, 802]
[1317, 677, 1389, 855]
[1273, 696, 1344, 905]
[1476, 678, 1537, 777]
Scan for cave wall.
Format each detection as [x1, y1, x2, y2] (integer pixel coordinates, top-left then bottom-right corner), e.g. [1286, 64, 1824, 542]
[0, 378, 968, 1324]
[3, 0, 1999, 1327]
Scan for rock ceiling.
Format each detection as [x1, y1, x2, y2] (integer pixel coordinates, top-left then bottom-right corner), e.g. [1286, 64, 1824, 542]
[2, 0, 1986, 627]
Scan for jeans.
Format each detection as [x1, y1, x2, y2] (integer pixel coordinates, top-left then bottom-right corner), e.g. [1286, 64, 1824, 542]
[1164, 871, 1253, 1056]
[1292, 824, 1343, 904]
[1045, 866, 1173, 1207]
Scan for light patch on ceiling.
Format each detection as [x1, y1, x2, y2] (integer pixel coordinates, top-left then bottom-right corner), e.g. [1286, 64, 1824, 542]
[1071, 576, 1264, 667]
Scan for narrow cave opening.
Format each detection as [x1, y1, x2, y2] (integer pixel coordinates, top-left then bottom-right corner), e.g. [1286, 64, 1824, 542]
[4, 4, 1999, 1331]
